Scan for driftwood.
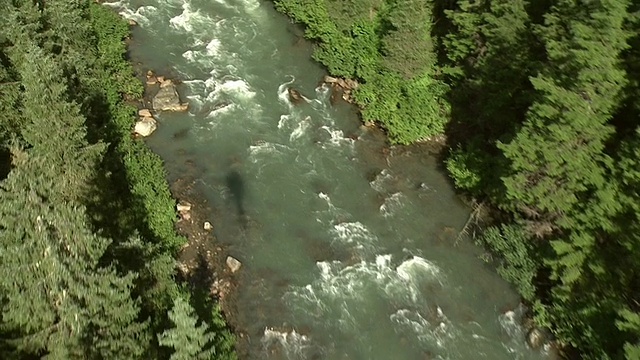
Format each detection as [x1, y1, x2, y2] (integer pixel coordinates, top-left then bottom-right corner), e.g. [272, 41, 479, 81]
[455, 200, 486, 245]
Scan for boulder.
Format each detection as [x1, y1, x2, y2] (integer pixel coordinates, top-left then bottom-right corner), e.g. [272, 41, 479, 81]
[153, 80, 188, 111]
[204, 221, 213, 230]
[323, 75, 339, 84]
[342, 89, 352, 102]
[146, 76, 158, 85]
[176, 202, 192, 213]
[287, 88, 305, 105]
[527, 328, 546, 349]
[226, 256, 242, 273]
[128, 19, 138, 26]
[138, 108, 152, 117]
[133, 117, 157, 137]
[159, 78, 173, 87]
[344, 78, 359, 89]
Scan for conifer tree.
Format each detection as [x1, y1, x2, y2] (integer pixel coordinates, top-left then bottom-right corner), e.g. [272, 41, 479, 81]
[6, 40, 105, 204]
[158, 297, 218, 360]
[443, 0, 537, 196]
[497, 0, 632, 355]
[499, 0, 630, 282]
[0, 150, 148, 359]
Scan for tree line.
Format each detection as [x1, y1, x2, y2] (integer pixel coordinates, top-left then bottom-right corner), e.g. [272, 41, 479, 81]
[273, 0, 640, 358]
[0, 1, 235, 359]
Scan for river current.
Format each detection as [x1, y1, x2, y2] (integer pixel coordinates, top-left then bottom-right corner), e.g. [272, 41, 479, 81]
[104, 0, 550, 359]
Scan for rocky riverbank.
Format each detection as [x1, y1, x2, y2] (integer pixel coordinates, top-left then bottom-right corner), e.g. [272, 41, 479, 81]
[133, 66, 244, 313]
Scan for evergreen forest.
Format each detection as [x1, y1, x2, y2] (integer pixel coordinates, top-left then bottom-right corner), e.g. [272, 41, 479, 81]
[0, 1, 236, 359]
[2, 0, 640, 359]
[272, 0, 640, 358]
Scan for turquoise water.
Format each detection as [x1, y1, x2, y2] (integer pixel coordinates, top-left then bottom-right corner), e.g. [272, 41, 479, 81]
[105, 0, 551, 358]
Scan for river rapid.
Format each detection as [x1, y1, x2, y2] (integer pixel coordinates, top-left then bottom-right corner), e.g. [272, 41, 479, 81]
[104, 0, 551, 359]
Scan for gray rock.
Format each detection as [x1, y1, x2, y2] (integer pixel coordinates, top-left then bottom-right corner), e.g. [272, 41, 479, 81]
[226, 256, 242, 273]
[323, 75, 339, 84]
[153, 80, 188, 111]
[133, 117, 157, 137]
[138, 108, 152, 117]
[176, 202, 191, 213]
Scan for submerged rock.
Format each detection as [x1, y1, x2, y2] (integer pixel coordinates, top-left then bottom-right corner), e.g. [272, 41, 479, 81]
[153, 79, 188, 111]
[134, 117, 157, 137]
[226, 256, 242, 273]
[287, 87, 305, 105]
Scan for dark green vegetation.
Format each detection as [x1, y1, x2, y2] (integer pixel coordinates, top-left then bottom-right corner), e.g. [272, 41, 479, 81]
[0, 1, 235, 359]
[274, 0, 640, 358]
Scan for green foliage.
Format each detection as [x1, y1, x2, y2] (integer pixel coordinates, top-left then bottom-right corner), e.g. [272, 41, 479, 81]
[381, 0, 435, 79]
[159, 297, 235, 360]
[440, 0, 640, 357]
[618, 309, 640, 360]
[480, 225, 538, 301]
[446, 146, 483, 191]
[0, 150, 148, 359]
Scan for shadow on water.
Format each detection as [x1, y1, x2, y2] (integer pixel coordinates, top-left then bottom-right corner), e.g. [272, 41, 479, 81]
[226, 169, 248, 228]
[0, 147, 11, 181]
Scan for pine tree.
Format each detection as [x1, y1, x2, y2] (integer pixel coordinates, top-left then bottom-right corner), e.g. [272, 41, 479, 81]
[158, 297, 218, 360]
[443, 0, 537, 196]
[497, 0, 632, 356]
[499, 0, 630, 283]
[6, 40, 105, 204]
[0, 150, 148, 359]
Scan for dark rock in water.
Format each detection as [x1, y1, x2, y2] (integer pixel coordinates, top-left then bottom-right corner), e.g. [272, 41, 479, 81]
[366, 169, 381, 182]
[329, 87, 342, 105]
[173, 128, 189, 139]
[212, 101, 231, 111]
[287, 87, 305, 105]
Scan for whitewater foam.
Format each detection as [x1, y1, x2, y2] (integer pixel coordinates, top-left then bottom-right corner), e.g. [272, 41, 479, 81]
[284, 254, 447, 335]
[102, 2, 158, 27]
[390, 308, 456, 350]
[262, 327, 311, 358]
[169, 1, 216, 36]
[380, 192, 406, 217]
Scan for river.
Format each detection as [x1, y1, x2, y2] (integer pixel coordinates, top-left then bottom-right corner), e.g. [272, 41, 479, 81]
[104, 0, 551, 359]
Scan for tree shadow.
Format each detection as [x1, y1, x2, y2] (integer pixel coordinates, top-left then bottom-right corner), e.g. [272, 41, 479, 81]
[0, 147, 11, 181]
[184, 252, 238, 356]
